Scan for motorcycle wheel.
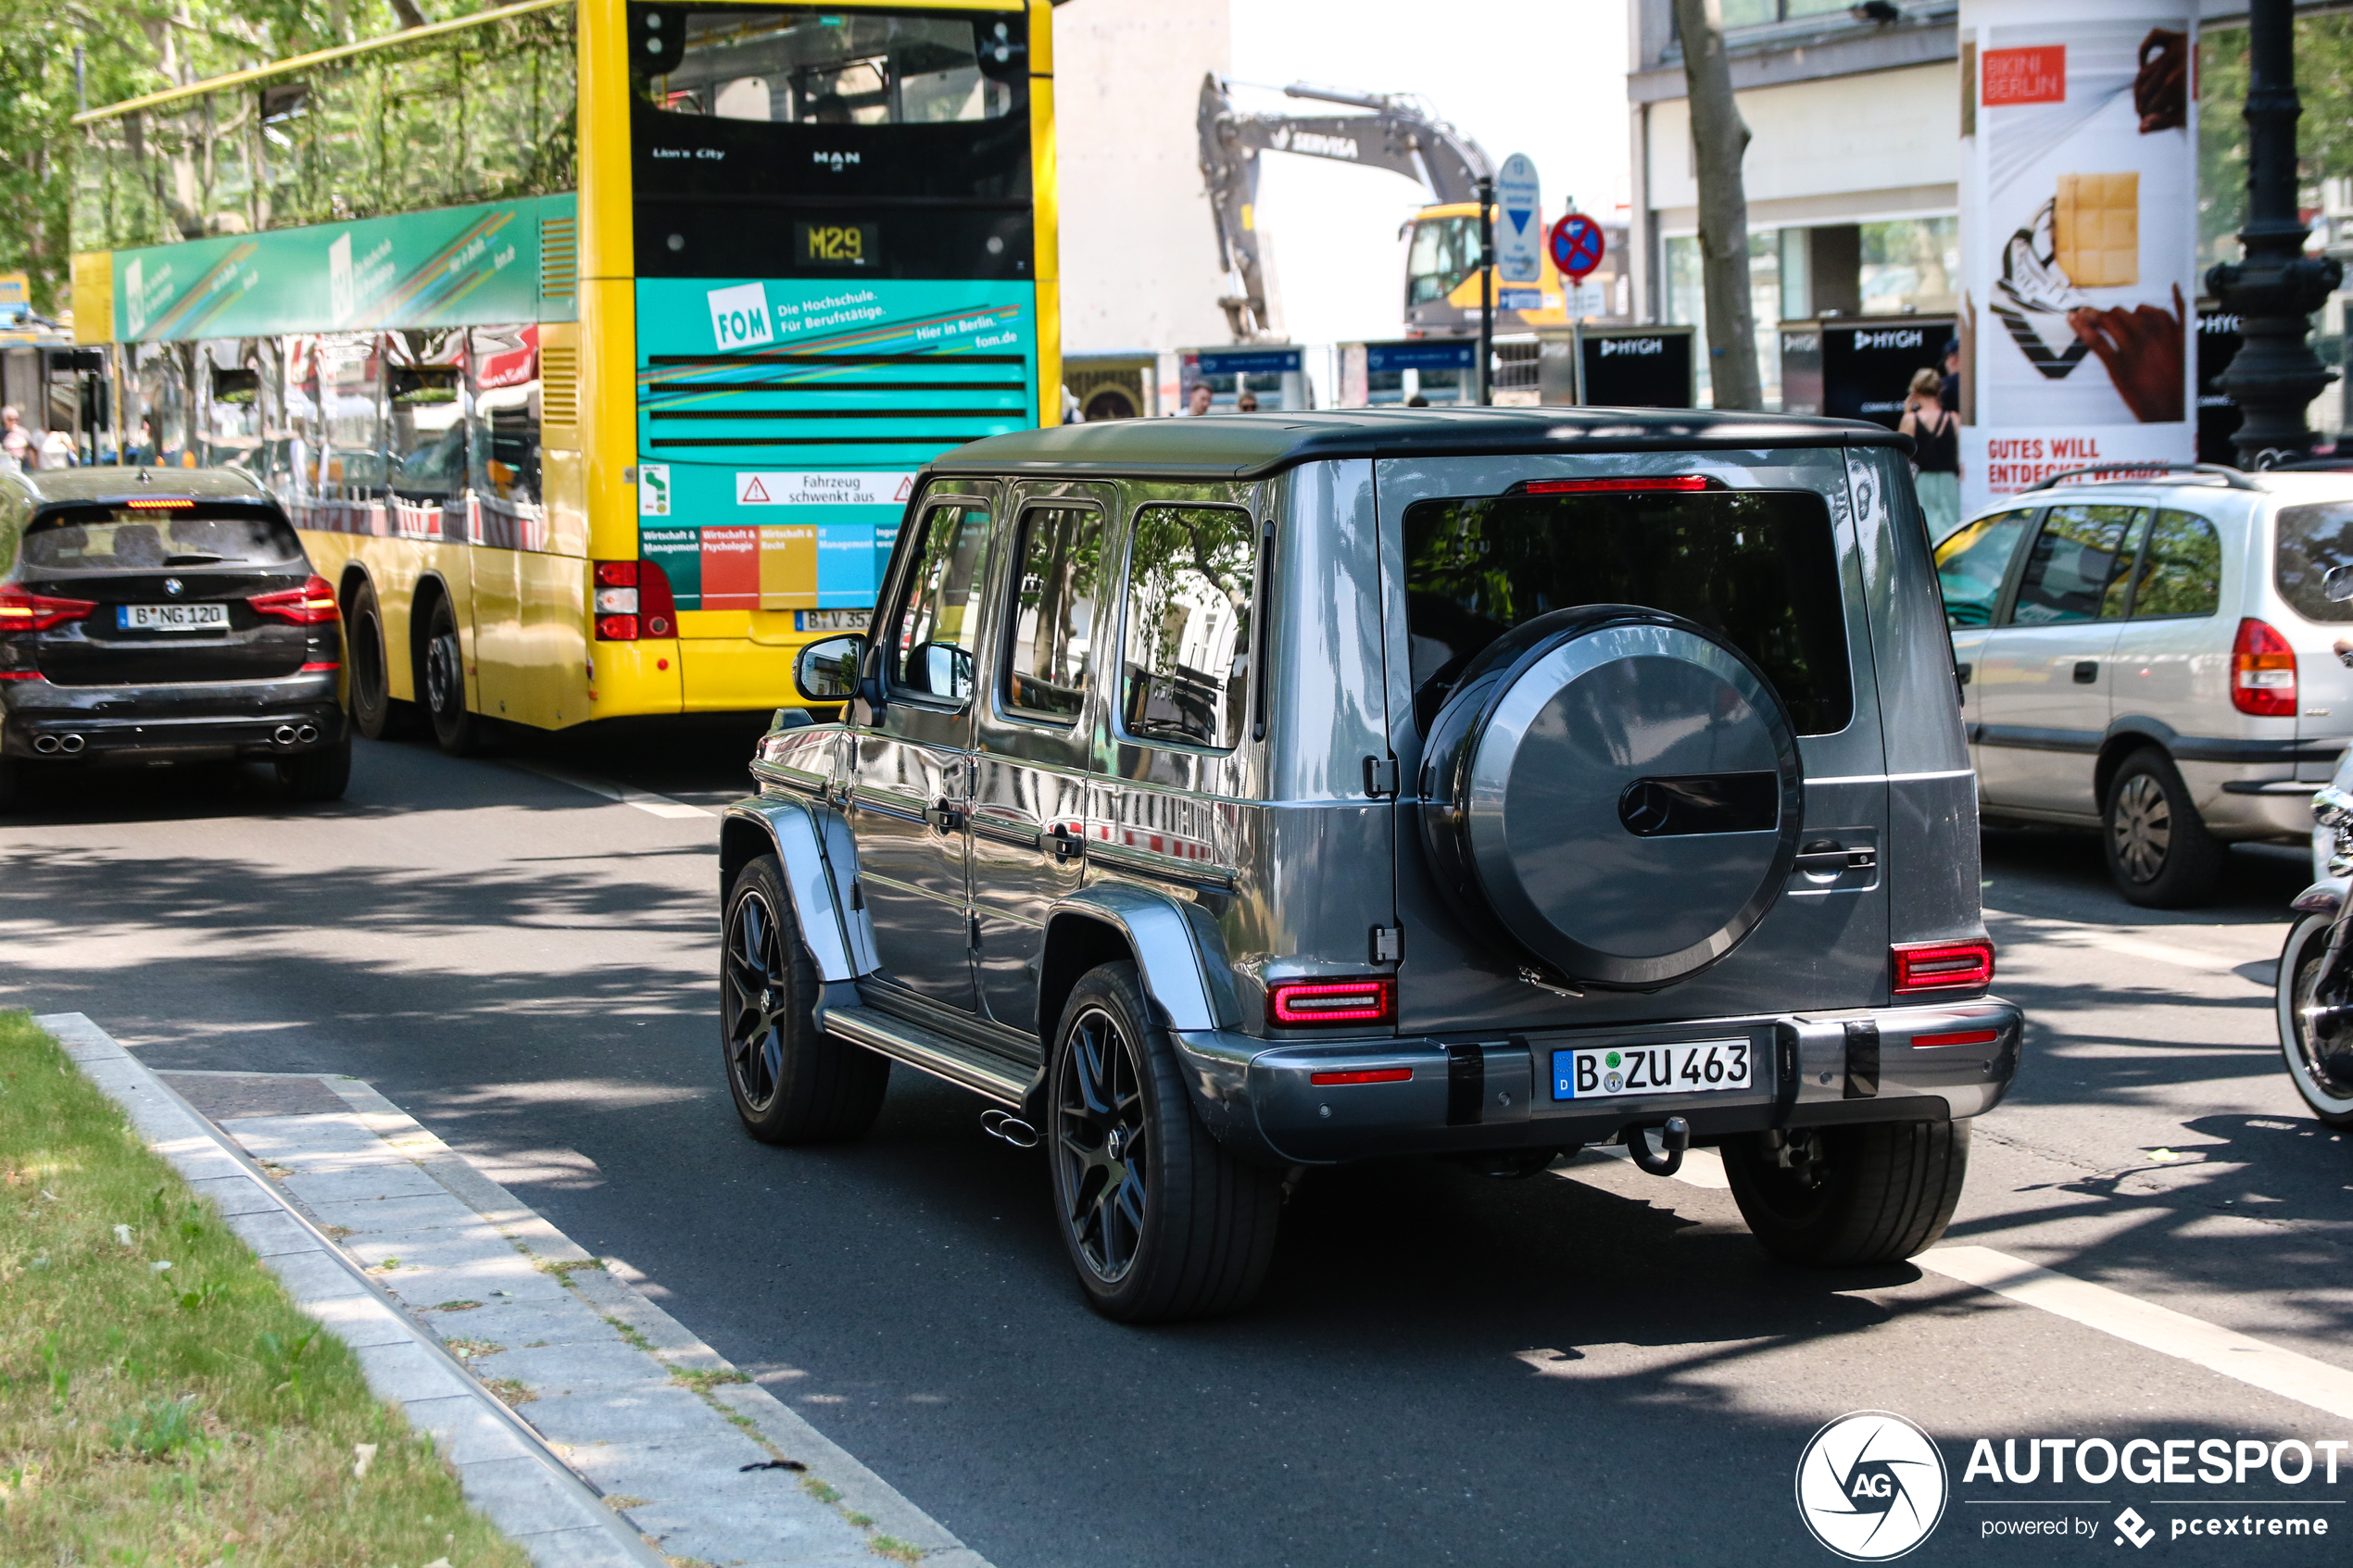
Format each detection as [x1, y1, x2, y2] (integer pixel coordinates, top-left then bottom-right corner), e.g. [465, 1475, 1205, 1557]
[2276, 911, 2353, 1130]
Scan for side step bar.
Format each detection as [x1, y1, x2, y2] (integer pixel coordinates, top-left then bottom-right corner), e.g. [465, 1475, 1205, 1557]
[817, 1003, 1031, 1109]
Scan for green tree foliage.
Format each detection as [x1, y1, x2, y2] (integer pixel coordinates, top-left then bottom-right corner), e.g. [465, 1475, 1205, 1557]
[2199, 14, 2353, 267]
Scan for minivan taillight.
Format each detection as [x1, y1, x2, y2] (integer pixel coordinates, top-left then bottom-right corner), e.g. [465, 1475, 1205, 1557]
[0, 583, 96, 632]
[2232, 618, 2297, 717]
[1892, 939, 1995, 997]
[249, 574, 339, 625]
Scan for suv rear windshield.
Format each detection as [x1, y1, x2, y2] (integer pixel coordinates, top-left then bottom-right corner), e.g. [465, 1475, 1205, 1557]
[2276, 501, 2353, 623]
[21, 508, 305, 571]
[1402, 486, 1854, 735]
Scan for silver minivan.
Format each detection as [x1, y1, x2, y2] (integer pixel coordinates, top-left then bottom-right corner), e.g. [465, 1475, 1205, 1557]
[723, 408, 2020, 1320]
[1934, 469, 2353, 906]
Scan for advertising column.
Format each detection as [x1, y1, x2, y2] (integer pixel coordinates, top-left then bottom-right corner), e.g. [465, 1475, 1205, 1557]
[1959, 2, 2196, 509]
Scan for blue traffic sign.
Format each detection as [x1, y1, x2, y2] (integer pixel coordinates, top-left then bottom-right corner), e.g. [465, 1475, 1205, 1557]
[1549, 213, 1605, 283]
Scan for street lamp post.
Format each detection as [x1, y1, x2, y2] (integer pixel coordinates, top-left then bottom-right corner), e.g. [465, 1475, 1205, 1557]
[2208, 0, 2344, 467]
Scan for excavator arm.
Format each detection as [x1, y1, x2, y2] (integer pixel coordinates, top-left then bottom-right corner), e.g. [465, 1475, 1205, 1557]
[1197, 75, 1492, 341]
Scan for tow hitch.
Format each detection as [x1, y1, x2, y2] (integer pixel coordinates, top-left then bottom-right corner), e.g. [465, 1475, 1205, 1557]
[1626, 1116, 1691, 1178]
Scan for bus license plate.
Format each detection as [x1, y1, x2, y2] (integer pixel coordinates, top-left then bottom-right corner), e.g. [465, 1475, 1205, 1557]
[120, 603, 229, 632]
[795, 608, 872, 633]
[1552, 1038, 1752, 1100]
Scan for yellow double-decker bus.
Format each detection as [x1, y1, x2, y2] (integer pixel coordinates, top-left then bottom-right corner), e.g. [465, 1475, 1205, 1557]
[69, 0, 1059, 750]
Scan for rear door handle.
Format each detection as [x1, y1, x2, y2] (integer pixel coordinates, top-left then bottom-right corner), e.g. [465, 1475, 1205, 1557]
[924, 799, 963, 834]
[2072, 660, 2099, 684]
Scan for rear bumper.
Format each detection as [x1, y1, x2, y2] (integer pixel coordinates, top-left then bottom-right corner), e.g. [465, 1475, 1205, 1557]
[0, 671, 345, 759]
[1173, 997, 2021, 1165]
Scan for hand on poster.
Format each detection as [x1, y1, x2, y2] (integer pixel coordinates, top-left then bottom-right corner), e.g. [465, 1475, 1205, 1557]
[2133, 29, 2188, 133]
[2067, 282, 2185, 424]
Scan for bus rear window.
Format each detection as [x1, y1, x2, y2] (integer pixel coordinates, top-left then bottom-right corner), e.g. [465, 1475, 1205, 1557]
[1402, 487, 1854, 736]
[642, 8, 1024, 124]
[23, 509, 304, 571]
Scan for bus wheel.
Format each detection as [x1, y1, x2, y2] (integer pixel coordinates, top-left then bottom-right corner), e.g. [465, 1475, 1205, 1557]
[422, 596, 483, 757]
[345, 580, 414, 741]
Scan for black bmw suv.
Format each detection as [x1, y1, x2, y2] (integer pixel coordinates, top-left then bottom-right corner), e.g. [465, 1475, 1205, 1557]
[0, 468, 348, 807]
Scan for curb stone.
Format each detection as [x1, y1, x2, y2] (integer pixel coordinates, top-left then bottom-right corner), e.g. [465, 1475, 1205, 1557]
[35, 1013, 667, 1568]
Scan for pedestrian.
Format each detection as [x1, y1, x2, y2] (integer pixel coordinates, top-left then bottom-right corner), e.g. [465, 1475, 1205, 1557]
[1901, 368, 1960, 537]
[38, 427, 76, 470]
[1236, 390, 1259, 412]
[1183, 383, 1214, 417]
[1938, 336, 1961, 414]
[0, 406, 31, 471]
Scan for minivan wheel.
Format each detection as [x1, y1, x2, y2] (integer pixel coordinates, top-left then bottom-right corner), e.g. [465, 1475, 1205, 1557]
[276, 734, 351, 803]
[1720, 1120, 1969, 1266]
[722, 856, 889, 1145]
[422, 596, 483, 757]
[344, 580, 415, 741]
[2103, 747, 2226, 908]
[2277, 912, 2353, 1129]
[1049, 961, 1281, 1322]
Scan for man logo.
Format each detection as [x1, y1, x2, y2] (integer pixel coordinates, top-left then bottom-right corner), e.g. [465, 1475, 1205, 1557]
[1795, 1411, 1948, 1561]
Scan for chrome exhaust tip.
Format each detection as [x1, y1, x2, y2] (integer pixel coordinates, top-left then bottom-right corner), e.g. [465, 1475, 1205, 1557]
[272, 725, 298, 746]
[56, 734, 84, 756]
[295, 723, 320, 744]
[978, 1109, 1039, 1149]
[32, 734, 59, 754]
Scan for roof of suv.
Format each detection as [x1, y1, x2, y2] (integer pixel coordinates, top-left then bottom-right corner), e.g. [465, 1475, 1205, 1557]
[928, 406, 1907, 482]
[6, 466, 272, 508]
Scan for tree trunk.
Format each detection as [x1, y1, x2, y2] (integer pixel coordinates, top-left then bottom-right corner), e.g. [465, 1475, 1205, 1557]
[1671, 0, 1762, 411]
[391, 0, 430, 30]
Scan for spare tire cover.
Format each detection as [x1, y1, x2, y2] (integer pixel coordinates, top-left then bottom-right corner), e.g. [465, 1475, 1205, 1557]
[1418, 605, 1805, 989]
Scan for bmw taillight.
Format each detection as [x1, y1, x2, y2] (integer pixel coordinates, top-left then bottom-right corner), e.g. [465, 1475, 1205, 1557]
[1267, 977, 1397, 1027]
[249, 574, 339, 625]
[593, 559, 677, 640]
[2232, 618, 2296, 717]
[1891, 939, 1995, 997]
[0, 583, 97, 632]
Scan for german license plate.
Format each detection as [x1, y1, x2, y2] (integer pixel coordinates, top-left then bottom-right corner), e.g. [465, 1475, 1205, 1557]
[795, 608, 872, 633]
[119, 603, 228, 632]
[1551, 1038, 1753, 1100]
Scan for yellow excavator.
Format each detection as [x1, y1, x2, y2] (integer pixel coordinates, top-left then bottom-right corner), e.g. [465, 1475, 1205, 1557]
[1196, 75, 1573, 342]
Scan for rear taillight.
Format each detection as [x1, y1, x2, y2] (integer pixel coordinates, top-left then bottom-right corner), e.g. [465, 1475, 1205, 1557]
[1267, 977, 1397, 1027]
[593, 559, 677, 640]
[0, 583, 97, 632]
[2232, 618, 2296, 717]
[1892, 939, 1995, 997]
[249, 574, 339, 626]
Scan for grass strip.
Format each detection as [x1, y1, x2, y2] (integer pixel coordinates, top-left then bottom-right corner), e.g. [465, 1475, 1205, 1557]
[0, 1011, 532, 1566]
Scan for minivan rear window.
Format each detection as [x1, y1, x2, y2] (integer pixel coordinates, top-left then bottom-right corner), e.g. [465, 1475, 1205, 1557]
[1402, 487, 1854, 735]
[2275, 502, 2353, 623]
[22, 508, 304, 571]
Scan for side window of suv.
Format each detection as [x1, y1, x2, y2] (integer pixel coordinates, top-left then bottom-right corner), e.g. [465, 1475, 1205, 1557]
[2009, 504, 2145, 625]
[887, 502, 991, 703]
[1120, 505, 1256, 749]
[1002, 505, 1104, 722]
[2126, 510, 2222, 619]
[1934, 508, 2033, 627]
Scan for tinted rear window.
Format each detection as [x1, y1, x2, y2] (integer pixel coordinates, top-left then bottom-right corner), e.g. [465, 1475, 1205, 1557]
[22, 508, 304, 571]
[1402, 487, 1854, 735]
[2276, 502, 2353, 623]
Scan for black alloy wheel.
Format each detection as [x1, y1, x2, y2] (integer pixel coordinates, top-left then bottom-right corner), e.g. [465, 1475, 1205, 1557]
[2278, 912, 2353, 1129]
[344, 579, 407, 741]
[721, 856, 887, 1144]
[1045, 961, 1280, 1322]
[1055, 1002, 1151, 1285]
[422, 596, 482, 756]
[2102, 747, 2225, 909]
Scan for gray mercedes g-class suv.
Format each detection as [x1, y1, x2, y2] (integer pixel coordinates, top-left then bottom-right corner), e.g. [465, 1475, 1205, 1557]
[717, 408, 2020, 1322]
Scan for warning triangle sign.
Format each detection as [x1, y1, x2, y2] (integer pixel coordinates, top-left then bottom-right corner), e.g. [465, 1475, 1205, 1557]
[893, 476, 913, 501]
[740, 476, 770, 503]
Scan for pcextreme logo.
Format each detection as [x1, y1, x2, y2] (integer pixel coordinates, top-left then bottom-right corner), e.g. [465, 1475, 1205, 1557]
[1796, 1411, 1951, 1561]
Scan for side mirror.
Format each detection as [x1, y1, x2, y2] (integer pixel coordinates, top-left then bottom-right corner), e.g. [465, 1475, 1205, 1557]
[794, 634, 865, 702]
[2324, 563, 2353, 604]
[904, 641, 975, 702]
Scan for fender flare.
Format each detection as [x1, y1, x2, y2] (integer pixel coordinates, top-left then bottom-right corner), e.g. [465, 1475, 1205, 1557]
[2293, 881, 2345, 919]
[1042, 883, 1239, 1034]
[719, 797, 876, 981]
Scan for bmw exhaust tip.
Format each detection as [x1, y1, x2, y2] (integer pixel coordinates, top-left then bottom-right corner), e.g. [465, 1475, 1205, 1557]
[32, 734, 60, 754]
[295, 723, 320, 744]
[56, 734, 85, 756]
[272, 724, 299, 746]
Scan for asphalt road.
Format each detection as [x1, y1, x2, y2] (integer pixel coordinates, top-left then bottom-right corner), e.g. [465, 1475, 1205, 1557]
[5, 732, 2350, 1567]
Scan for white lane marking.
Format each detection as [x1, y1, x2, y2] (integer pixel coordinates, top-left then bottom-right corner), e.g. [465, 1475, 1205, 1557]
[1577, 1143, 1731, 1188]
[1985, 911, 2247, 975]
[509, 761, 714, 820]
[1922, 1245, 2353, 1423]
